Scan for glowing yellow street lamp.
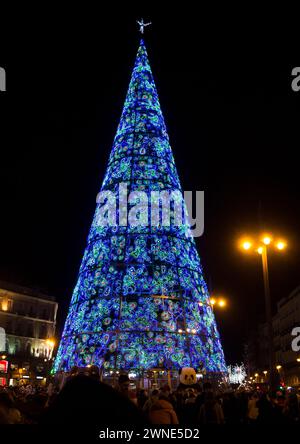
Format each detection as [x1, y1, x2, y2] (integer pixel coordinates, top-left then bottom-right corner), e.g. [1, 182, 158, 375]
[296, 358, 300, 363]
[239, 234, 287, 254]
[262, 236, 272, 245]
[238, 232, 288, 389]
[209, 295, 228, 309]
[263, 370, 268, 375]
[276, 365, 282, 371]
[276, 241, 286, 250]
[242, 241, 252, 250]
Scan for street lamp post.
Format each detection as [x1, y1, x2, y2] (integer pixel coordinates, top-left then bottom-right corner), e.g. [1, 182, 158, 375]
[239, 234, 287, 390]
[260, 244, 276, 389]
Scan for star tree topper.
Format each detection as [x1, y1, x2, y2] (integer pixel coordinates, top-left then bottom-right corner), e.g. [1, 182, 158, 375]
[137, 18, 151, 34]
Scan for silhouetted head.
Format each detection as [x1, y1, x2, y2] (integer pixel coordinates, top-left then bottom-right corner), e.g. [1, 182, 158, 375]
[118, 374, 130, 394]
[203, 382, 212, 391]
[69, 366, 79, 377]
[88, 365, 100, 381]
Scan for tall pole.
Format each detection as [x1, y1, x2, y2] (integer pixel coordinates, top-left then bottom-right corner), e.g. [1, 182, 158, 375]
[261, 246, 275, 389]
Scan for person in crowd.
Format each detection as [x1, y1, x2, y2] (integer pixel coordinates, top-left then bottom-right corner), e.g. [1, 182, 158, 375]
[284, 389, 300, 423]
[2, 371, 300, 426]
[197, 391, 225, 424]
[159, 384, 171, 398]
[117, 373, 138, 404]
[87, 365, 101, 381]
[137, 389, 148, 410]
[118, 373, 131, 397]
[57, 369, 71, 391]
[195, 381, 213, 412]
[142, 389, 159, 415]
[161, 384, 177, 408]
[181, 388, 198, 424]
[256, 392, 273, 423]
[276, 391, 286, 411]
[247, 392, 259, 423]
[19, 392, 48, 424]
[40, 372, 148, 424]
[257, 391, 285, 424]
[236, 390, 249, 423]
[45, 378, 58, 408]
[47, 380, 55, 398]
[222, 391, 239, 424]
[272, 391, 286, 423]
[0, 391, 22, 424]
[149, 393, 179, 425]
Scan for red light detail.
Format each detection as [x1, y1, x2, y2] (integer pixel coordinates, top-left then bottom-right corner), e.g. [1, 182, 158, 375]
[0, 360, 8, 373]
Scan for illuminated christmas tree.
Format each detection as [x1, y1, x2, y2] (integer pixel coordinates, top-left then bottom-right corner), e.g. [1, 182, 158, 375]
[53, 39, 226, 375]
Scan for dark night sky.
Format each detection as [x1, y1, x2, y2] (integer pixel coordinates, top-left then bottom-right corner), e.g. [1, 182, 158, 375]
[0, 7, 299, 364]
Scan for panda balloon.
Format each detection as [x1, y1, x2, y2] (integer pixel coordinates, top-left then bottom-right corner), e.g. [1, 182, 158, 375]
[178, 367, 201, 392]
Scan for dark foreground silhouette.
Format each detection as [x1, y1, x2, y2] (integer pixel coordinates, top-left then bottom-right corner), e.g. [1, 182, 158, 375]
[40, 375, 148, 425]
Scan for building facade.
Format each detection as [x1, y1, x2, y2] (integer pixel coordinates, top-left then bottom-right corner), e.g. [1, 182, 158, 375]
[0, 281, 58, 386]
[246, 285, 300, 387]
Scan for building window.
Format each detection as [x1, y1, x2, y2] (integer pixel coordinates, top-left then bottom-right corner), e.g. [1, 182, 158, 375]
[42, 308, 48, 320]
[40, 324, 47, 338]
[0, 297, 13, 312]
[26, 324, 33, 338]
[29, 306, 35, 317]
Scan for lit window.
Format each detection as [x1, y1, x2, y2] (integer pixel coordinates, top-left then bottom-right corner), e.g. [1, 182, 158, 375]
[0, 297, 13, 312]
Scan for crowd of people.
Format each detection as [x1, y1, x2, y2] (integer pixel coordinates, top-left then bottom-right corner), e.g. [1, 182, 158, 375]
[0, 365, 299, 425]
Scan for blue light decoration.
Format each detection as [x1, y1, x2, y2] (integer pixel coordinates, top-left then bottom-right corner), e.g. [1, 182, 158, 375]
[53, 39, 226, 375]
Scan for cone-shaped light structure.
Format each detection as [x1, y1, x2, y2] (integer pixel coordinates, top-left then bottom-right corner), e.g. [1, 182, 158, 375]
[53, 40, 226, 375]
